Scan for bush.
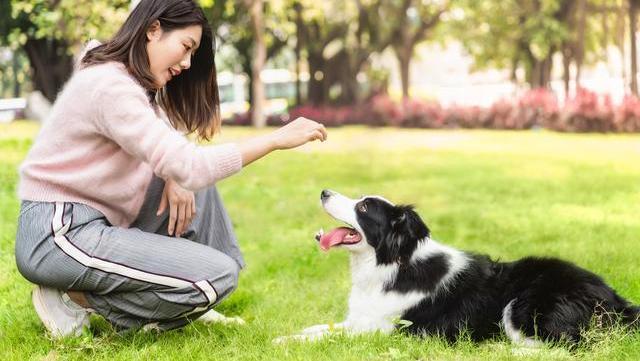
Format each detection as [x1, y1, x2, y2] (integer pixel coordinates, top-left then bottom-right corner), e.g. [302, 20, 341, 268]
[614, 95, 640, 132]
[224, 112, 293, 127]
[223, 90, 640, 133]
[400, 98, 444, 128]
[517, 88, 559, 129]
[550, 88, 616, 133]
[443, 105, 486, 129]
[288, 105, 353, 127]
[359, 95, 404, 126]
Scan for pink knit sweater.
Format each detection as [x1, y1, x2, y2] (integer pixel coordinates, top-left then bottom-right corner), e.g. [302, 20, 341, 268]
[19, 61, 243, 227]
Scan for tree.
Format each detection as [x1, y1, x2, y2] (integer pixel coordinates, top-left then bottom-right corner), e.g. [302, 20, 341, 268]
[454, 0, 629, 94]
[2, 0, 129, 102]
[244, 0, 267, 127]
[387, 0, 450, 99]
[297, 0, 398, 105]
[454, 0, 570, 89]
[204, 0, 291, 125]
[630, 0, 639, 95]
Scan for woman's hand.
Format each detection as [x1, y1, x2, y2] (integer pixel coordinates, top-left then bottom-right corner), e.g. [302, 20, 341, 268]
[157, 178, 196, 237]
[269, 117, 328, 150]
[238, 117, 328, 167]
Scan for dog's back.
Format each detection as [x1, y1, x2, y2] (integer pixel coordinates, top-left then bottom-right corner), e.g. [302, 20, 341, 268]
[399, 254, 639, 343]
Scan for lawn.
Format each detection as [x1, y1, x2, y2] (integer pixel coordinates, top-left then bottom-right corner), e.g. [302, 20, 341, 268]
[1, 121, 639, 360]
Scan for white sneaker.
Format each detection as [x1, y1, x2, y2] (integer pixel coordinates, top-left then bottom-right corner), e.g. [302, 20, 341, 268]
[31, 285, 90, 337]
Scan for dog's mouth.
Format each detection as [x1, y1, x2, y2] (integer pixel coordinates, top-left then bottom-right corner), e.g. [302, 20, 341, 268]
[315, 226, 362, 251]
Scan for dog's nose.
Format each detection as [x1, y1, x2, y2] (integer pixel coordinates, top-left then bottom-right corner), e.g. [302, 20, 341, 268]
[320, 189, 333, 201]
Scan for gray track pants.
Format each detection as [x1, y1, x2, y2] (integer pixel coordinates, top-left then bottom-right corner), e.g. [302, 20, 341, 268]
[15, 177, 245, 331]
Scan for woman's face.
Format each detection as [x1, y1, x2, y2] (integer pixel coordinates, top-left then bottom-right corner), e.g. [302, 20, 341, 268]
[146, 21, 202, 89]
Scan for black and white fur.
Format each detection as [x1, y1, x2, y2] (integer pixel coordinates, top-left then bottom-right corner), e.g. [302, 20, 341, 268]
[275, 190, 639, 345]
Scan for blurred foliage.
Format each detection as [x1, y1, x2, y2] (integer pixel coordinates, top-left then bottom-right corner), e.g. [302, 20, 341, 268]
[0, 0, 635, 102]
[4, 0, 130, 53]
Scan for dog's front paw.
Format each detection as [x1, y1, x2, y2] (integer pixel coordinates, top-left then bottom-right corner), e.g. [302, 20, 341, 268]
[272, 334, 306, 344]
[273, 323, 342, 344]
[273, 332, 330, 344]
[301, 324, 330, 335]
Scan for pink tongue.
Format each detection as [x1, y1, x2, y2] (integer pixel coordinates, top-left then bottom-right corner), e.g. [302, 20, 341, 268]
[319, 227, 356, 251]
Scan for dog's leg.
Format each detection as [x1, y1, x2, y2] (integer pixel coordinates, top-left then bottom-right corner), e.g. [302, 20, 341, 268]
[301, 322, 346, 335]
[273, 322, 349, 344]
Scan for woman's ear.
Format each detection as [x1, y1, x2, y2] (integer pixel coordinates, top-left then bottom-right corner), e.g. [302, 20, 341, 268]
[146, 20, 162, 42]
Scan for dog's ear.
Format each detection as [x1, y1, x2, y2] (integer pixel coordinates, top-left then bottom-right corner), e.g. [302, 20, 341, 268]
[378, 206, 430, 265]
[392, 205, 430, 241]
[390, 212, 406, 228]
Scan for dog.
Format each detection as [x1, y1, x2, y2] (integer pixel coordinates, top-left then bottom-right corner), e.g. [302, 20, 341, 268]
[275, 190, 639, 345]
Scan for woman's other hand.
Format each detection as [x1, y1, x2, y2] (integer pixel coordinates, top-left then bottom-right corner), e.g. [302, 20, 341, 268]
[157, 178, 196, 237]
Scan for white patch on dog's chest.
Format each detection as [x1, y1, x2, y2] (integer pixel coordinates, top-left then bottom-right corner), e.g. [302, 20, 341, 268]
[344, 240, 470, 332]
[345, 252, 426, 332]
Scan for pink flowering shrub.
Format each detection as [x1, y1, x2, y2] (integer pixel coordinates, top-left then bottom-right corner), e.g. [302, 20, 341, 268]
[550, 88, 615, 132]
[443, 105, 487, 128]
[400, 98, 445, 128]
[223, 89, 640, 133]
[517, 88, 559, 129]
[614, 95, 640, 132]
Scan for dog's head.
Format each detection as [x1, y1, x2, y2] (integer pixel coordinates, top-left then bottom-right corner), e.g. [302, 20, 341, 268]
[316, 190, 430, 265]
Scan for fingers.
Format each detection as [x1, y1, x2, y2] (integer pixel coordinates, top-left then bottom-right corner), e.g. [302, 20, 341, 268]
[307, 119, 326, 141]
[175, 203, 186, 236]
[168, 201, 178, 236]
[310, 129, 324, 142]
[157, 190, 167, 216]
[316, 123, 328, 141]
[167, 202, 178, 236]
[184, 198, 195, 236]
[298, 117, 327, 142]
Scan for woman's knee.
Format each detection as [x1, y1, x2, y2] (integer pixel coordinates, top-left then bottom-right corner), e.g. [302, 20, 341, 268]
[202, 253, 240, 301]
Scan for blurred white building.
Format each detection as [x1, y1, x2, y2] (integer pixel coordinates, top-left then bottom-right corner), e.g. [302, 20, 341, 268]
[374, 41, 631, 106]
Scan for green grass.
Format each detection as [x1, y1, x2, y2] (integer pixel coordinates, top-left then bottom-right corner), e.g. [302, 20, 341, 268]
[1, 121, 639, 360]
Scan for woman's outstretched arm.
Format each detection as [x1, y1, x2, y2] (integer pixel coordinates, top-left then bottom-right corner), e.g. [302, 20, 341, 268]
[237, 117, 328, 166]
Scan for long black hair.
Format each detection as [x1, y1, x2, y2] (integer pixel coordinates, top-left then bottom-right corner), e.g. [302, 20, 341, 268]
[82, 0, 220, 141]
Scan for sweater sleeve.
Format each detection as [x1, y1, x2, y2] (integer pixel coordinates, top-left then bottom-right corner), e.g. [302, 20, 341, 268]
[92, 73, 243, 191]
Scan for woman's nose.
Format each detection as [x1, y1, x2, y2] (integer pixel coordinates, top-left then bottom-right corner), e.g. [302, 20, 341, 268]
[180, 56, 191, 70]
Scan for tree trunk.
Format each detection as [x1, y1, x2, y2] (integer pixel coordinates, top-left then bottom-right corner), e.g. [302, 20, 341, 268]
[575, 0, 587, 89]
[338, 75, 359, 105]
[398, 49, 411, 99]
[23, 38, 73, 103]
[294, 1, 303, 106]
[528, 52, 553, 89]
[307, 53, 326, 105]
[13, 50, 20, 97]
[619, 3, 628, 91]
[246, 0, 266, 127]
[562, 44, 572, 97]
[631, 0, 639, 95]
[333, 51, 359, 104]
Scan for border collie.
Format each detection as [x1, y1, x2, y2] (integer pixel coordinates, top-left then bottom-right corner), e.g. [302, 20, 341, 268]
[276, 190, 639, 345]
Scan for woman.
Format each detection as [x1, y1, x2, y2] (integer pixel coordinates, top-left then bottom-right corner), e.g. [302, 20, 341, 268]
[14, 0, 327, 337]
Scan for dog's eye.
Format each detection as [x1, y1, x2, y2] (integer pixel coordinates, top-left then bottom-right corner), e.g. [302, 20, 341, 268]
[357, 203, 367, 212]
